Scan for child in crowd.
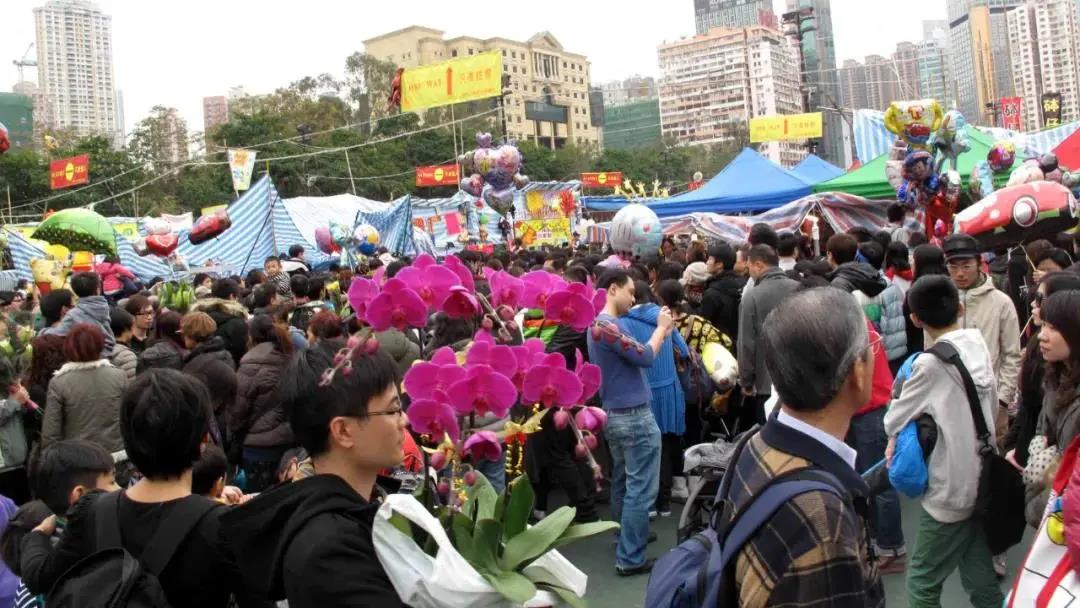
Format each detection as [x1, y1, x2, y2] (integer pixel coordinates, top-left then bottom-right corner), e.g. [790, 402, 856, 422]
[264, 257, 292, 300]
[192, 444, 229, 502]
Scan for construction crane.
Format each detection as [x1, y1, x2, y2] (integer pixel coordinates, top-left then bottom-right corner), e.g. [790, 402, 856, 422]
[13, 43, 37, 83]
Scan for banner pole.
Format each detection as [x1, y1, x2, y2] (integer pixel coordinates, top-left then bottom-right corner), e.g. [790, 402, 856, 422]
[344, 149, 358, 196]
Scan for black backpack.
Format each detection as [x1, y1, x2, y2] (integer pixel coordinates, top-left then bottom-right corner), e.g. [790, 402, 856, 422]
[926, 341, 1026, 555]
[47, 492, 218, 608]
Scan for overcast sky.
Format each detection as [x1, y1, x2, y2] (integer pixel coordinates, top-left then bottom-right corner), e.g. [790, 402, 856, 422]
[2, 0, 946, 136]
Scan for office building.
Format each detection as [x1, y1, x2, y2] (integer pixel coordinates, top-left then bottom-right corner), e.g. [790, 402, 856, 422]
[694, 0, 777, 34]
[33, 0, 122, 147]
[948, 0, 1023, 124]
[918, 38, 951, 105]
[785, 0, 846, 166]
[363, 26, 600, 148]
[600, 75, 657, 107]
[658, 26, 806, 166]
[603, 99, 662, 150]
[1007, 0, 1080, 130]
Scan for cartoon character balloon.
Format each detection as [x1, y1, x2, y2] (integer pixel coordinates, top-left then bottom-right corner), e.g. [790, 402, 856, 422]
[458, 132, 529, 215]
[988, 141, 1017, 173]
[897, 150, 939, 206]
[0, 122, 9, 155]
[930, 110, 969, 172]
[314, 226, 340, 255]
[352, 224, 380, 255]
[884, 99, 944, 151]
[609, 204, 663, 258]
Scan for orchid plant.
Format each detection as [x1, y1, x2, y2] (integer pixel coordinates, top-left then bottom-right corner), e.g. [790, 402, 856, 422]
[345, 254, 616, 606]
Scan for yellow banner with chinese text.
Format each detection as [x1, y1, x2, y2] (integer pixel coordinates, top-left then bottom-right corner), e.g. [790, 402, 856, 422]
[513, 218, 571, 248]
[749, 112, 823, 143]
[401, 51, 503, 112]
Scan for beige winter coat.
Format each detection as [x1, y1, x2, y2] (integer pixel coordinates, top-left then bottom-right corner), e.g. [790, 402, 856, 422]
[958, 275, 1022, 407]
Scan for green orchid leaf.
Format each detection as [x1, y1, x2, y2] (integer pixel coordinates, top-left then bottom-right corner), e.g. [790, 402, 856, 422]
[450, 509, 475, 537]
[536, 583, 587, 608]
[502, 474, 535, 542]
[463, 471, 498, 522]
[499, 506, 576, 571]
[481, 569, 537, 604]
[549, 520, 621, 551]
[473, 519, 502, 570]
[452, 513, 478, 565]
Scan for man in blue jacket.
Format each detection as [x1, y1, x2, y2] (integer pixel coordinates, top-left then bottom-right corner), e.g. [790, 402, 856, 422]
[588, 269, 673, 577]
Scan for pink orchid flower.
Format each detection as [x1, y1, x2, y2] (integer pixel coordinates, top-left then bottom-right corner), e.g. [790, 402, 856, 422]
[372, 265, 387, 286]
[347, 278, 378, 319]
[574, 406, 608, 433]
[521, 271, 567, 309]
[544, 289, 597, 332]
[489, 270, 524, 310]
[365, 278, 428, 332]
[444, 255, 476, 292]
[407, 398, 461, 442]
[575, 351, 602, 402]
[467, 331, 517, 379]
[522, 361, 583, 408]
[442, 285, 479, 320]
[403, 347, 464, 400]
[592, 289, 606, 315]
[462, 430, 502, 462]
[447, 365, 517, 417]
[396, 254, 460, 311]
[510, 339, 548, 389]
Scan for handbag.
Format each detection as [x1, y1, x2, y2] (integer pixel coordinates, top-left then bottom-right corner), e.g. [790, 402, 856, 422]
[675, 347, 715, 410]
[1006, 436, 1080, 607]
[927, 341, 1027, 555]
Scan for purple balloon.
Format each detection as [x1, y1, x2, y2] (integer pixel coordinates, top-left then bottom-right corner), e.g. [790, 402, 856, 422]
[483, 186, 515, 215]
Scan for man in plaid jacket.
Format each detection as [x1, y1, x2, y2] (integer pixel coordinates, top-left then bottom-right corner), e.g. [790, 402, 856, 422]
[723, 288, 884, 607]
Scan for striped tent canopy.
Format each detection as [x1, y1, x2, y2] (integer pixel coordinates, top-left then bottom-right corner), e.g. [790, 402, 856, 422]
[853, 108, 1080, 164]
[586, 192, 923, 245]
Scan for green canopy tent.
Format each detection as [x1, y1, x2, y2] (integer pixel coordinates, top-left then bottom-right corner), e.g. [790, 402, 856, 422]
[813, 126, 1023, 199]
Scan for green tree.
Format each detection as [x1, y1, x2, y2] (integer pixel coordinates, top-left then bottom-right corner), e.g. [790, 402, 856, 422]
[128, 105, 190, 175]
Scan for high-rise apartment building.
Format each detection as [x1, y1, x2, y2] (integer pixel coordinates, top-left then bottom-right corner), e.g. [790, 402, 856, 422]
[785, 0, 845, 166]
[364, 26, 600, 149]
[599, 76, 658, 107]
[694, 0, 777, 34]
[918, 38, 951, 105]
[1007, 0, 1080, 130]
[892, 42, 923, 99]
[202, 95, 229, 149]
[158, 107, 188, 165]
[838, 59, 869, 111]
[33, 0, 122, 147]
[948, 0, 1023, 124]
[658, 26, 806, 166]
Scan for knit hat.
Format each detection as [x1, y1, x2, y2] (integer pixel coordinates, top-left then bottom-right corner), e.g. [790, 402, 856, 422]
[681, 262, 710, 286]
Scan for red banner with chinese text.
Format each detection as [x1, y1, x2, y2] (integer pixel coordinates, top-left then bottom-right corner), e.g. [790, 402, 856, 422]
[416, 164, 460, 187]
[49, 154, 89, 190]
[1000, 97, 1022, 131]
[580, 172, 622, 188]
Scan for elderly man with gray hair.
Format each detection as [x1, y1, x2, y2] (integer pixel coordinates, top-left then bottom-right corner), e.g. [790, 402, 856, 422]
[720, 287, 884, 608]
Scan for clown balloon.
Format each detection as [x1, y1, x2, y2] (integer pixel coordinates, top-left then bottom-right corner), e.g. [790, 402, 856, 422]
[884, 99, 944, 151]
[609, 204, 663, 258]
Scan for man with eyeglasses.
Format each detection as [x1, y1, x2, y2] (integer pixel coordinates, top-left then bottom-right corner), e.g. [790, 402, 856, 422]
[122, 295, 154, 355]
[222, 343, 407, 607]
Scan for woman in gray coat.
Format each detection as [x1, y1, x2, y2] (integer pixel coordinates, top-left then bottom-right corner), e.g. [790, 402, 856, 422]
[44, 324, 128, 455]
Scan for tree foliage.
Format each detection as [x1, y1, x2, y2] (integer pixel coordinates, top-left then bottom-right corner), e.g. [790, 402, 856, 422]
[0, 50, 748, 220]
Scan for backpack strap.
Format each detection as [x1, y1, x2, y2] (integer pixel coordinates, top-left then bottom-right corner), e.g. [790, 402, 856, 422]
[93, 491, 123, 551]
[926, 341, 993, 454]
[139, 496, 219, 577]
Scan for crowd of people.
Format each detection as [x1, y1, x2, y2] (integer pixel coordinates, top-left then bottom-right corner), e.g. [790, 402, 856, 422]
[0, 217, 1067, 606]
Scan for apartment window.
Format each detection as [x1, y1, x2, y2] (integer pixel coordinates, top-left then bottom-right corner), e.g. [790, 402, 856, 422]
[452, 50, 458, 57]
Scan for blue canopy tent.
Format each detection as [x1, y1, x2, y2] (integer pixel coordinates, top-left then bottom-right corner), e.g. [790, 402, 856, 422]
[791, 154, 844, 185]
[583, 148, 813, 217]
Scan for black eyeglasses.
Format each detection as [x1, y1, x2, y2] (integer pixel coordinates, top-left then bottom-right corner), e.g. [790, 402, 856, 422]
[365, 407, 405, 418]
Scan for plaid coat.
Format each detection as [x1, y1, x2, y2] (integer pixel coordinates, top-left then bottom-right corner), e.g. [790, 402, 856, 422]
[726, 417, 884, 608]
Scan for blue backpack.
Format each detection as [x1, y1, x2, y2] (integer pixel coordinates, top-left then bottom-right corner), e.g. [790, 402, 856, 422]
[645, 430, 846, 608]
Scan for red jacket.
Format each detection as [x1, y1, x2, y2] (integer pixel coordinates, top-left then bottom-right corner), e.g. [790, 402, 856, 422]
[94, 262, 135, 294]
[857, 319, 895, 416]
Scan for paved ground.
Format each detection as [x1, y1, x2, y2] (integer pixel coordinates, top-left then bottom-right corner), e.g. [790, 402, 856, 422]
[559, 495, 1034, 608]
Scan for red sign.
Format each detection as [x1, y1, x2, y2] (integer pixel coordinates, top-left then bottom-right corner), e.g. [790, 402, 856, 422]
[580, 172, 622, 188]
[687, 180, 705, 191]
[49, 154, 89, 190]
[1000, 97, 1022, 131]
[415, 164, 460, 187]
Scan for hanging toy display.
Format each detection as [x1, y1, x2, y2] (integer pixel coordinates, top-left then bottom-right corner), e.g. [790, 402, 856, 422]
[352, 224, 380, 255]
[896, 150, 939, 207]
[609, 203, 663, 258]
[314, 226, 340, 255]
[930, 110, 969, 172]
[458, 132, 530, 226]
[189, 209, 231, 245]
[884, 99, 944, 151]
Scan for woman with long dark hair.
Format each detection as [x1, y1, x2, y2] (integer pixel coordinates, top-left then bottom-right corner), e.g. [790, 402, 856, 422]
[1005, 273, 1080, 469]
[231, 313, 294, 491]
[135, 311, 185, 373]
